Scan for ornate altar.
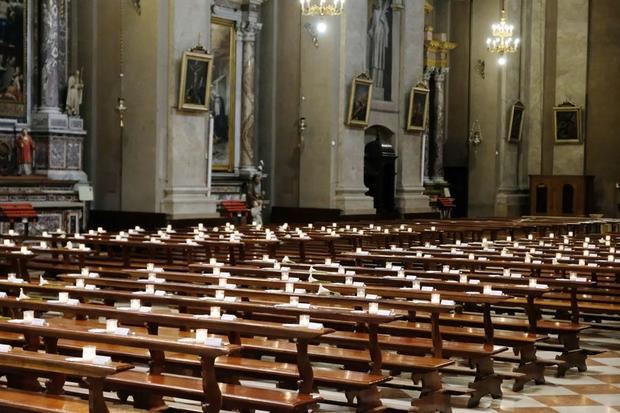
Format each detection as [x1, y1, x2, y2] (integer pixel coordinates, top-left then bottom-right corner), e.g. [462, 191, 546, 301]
[0, 0, 87, 234]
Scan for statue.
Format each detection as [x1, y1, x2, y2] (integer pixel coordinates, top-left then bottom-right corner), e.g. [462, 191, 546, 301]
[246, 174, 264, 225]
[16, 128, 34, 176]
[368, 0, 390, 89]
[66, 69, 84, 116]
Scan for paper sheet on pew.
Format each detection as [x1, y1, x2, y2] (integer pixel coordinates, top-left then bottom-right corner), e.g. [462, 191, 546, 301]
[48, 298, 80, 306]
[132, 290, 168, 296]
[177, 337, 223, 347]
[87, 327, 131, 336]
[136, 267, 164, 273]
[66, 272, 99, 278]
[193, 314, 238, 321]
[66, 355, 112, 365]
[8, 318, 47, 326]
[67, 284, 99, 290]
[275, 303, 313, 309]
[282, 322, 324, 330]
[118, 306, 152, 313]
[411, 299, 455, 305]
[0, 344, 12, 352]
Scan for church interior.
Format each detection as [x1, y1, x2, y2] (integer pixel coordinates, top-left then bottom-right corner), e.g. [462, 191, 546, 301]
[0, 0, 617, 412]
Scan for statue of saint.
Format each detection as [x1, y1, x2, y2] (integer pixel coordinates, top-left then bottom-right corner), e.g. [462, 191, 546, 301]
[368, 0, 390, 90]
[66, 69, 84, 116]
[16, 128, 34, 176]
[246, 174, 264, 225]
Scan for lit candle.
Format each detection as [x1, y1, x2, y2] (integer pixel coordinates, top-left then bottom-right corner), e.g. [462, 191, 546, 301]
[195, 329, 208, 343]
[368, 302, 379, 314]
[23, 310, 34, 323]
[106, 319, 118, 333]
[82, 345, 97, 361]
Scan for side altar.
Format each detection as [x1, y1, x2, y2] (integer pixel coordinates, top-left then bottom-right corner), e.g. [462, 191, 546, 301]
[0, 0, 87, 233]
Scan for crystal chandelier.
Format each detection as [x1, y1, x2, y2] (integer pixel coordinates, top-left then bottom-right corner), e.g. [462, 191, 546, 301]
[486, 1, 520, 65]
[300, 0, 345, 16]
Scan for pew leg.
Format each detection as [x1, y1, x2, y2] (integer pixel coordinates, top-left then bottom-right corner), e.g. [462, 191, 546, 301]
[131, 391, 168, 411]
[355, 385, 385, 413]
[411, 371, 451, 413]
[555, 332, 587, 376]
[87, 378, 110, 413]
[467, 357, 502, 407]
[512, 344, 545, 391]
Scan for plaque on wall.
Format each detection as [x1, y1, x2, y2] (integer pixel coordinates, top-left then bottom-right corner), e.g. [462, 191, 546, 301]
[0, 0, 26, 119]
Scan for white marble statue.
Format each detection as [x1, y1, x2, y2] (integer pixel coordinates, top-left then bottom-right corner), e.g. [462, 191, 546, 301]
[66, 69, 84, 116]
[368, 0, 390, 89]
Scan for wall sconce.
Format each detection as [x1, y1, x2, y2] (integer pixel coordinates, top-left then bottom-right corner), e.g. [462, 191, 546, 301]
[475, 59, 485, 79]
[468, 120, 482, 146]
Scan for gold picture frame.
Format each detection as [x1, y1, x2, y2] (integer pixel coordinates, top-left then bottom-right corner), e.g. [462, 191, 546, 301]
[178, 50, 214, 112]
[507, 101, 525, 143]
[406, 84, 430, 132]
[347, 74, 373, 127]
[553, 103, 582, 144]
[210, 17, 237, 172]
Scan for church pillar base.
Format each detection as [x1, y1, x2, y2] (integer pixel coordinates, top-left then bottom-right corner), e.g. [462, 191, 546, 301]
[396, 186, 432, 214]
[494, 190, 529, 217]
[335, 187, 375, 216]
[161, 186, 219, 220]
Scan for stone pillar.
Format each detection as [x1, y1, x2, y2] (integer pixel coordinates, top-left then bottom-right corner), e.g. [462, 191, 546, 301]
[422, 70, 432, 184]
[239, 20, 261, 173]
[430, 68, 448, 182]
[39, 0, 62, 113]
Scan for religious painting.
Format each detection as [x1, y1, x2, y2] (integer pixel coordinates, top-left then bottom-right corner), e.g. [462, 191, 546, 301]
[507, 101, 525, 143]
[178, 50, 213, 112]
[406, 84, 429, 132]
[553, 104, 582, 144]
[210, 17, 237, 172]
[0, 0, 26, 119]
[347, 74, 373, 127]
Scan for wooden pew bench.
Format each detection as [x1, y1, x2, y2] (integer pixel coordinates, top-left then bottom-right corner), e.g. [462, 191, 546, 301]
[0, 347, 132, 413]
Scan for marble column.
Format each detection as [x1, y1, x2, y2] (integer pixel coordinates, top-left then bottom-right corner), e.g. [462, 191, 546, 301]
[422, 70, 432, 184]
[240, 21, 261, 172]
[39, 0, 62, 113]
[430, 68, 448, 182]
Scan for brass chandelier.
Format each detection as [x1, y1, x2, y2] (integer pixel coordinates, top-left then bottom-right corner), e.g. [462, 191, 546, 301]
[300, 0, 345, 16]
[486, 0, 520, 65]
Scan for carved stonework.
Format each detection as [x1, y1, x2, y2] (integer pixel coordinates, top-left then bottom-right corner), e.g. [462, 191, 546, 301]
[39, 0, 61, 112]
[32, 133, 84, 172]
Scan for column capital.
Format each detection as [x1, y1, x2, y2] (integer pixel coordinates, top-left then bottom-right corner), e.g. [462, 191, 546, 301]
[240, 21, 262, 42]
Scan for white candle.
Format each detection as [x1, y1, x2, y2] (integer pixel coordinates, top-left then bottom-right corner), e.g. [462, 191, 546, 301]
[503, 268, 510, 277]
[281, 271, 289, 281]
[23, 310, 34, 322]
[130, 299, 141, 310]
[39, 241, 47, 249]
[608, 255, 614, 262]
[356, 287, 365, 297]
[147, 263, 155, 271]
[386, 262, 393, 269]
[82, 345, 97, 361]
[209, 258, 217, 265]
[345, 276, 353, 285]
[579, 259, 586, 266]
[196, 329, 208, 343]
[549, 233, 554, 239]
[459, 274, 468, 283]
[506, 236, 512, 242]
[442, 265, 450, 273]
[528, 234, 533, 240]
[285, 282, 294, 293]
[483, 285, 492, 295]
[213, 267, 221, 276]
[76, 279, 85, 288]
[529, 278, 537, 288]
[58, 292, 69, 303]
[210, 306, 221, 318]
[20, 246, 28, 254]
[106, 319, 118, 332]
[431, 293, 441, 304]
[397, 269, 405, 279]
[569, 272, 577, 281]
[468, 253, 475, 260]
[568, 231, 574, 237]
[215, 290, 225, 300]
[368, 302, 379, 314]
[218, 278, 227, 287]
[290, 296, 299, 306]
[299, 314, 310, 327]
[146, 284, 155, 294]
[456, 240, 461, 246]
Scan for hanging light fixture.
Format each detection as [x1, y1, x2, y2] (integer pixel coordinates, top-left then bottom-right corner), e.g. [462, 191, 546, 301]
[300, 0, 345, 16]
[486, 0, 520, 65]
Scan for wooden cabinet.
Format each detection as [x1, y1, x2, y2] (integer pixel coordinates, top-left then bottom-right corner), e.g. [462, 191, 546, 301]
[529, 175, 593, 216]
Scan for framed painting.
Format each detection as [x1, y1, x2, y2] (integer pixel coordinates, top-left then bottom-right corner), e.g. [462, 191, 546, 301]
[406, 84, 429, 132]
[178, 50, 213, 112]
[210, 17, 237, 172]
[347, 74, 373, 127]
[507, 101, 525, 143]
[0, 0, 27, 119]
[553, 104, 582, 144]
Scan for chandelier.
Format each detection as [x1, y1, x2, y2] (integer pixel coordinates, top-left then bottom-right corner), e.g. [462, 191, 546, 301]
[300, 0, 345, 16]
[486, 1, 520, 65]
